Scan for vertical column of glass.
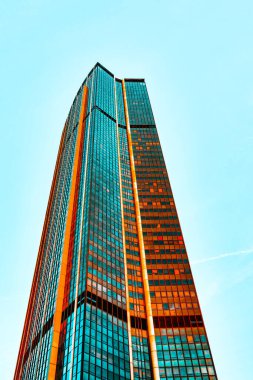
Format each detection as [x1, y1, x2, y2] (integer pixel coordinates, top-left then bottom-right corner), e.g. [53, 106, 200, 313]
[22, 95, 81, 380]
[68, 77, 95, 380]
[117, 80, 152, 379]
[126, 80, 217, 380]
[118, 127, 152, 380]
[39, 94, 82, 380]
[80, 66, 130, 379]
[57, 76, 93, 380]
[131, 126, 217, 380]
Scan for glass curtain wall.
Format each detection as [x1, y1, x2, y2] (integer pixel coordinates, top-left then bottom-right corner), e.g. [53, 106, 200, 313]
[15, 63, 217, 380]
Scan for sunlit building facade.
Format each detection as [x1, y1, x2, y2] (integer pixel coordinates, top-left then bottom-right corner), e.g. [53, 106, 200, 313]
[15, 63, 217, 380]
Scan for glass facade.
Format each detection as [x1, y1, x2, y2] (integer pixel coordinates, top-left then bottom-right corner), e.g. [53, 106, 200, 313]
[15, 63, 217, 380]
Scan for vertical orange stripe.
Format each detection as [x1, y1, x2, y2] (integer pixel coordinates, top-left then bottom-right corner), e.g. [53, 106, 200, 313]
[14, 126, 67, 380]
[122, 80, 160, 380]
[47, 86, 88, 380]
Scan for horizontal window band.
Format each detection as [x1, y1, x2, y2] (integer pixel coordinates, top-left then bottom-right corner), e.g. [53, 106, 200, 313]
[131, 316, 147, 330]
[130, 124, 156, 129]
[85, 291, 127, 322]
[153, 315, 203, 328]
[124, 78, 145, 83]
[23, 291, 203, 363]
[130, 315, 203, 331]
[61, 290, 127, 323]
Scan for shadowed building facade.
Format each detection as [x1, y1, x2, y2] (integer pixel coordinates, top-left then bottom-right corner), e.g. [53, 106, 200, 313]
[15, 63, 217, 380]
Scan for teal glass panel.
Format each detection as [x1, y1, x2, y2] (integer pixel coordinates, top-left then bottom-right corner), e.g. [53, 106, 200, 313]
[125, 81, 155, 126]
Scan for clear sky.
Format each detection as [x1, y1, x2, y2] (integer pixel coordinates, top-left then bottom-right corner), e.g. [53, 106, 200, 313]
[0, 1, 252, 379]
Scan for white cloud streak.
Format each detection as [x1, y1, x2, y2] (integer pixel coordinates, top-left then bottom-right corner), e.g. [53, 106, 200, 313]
[192, 247, 253, 265]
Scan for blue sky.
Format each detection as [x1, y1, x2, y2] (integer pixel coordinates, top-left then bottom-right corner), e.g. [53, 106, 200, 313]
[1, 1, 253, 378]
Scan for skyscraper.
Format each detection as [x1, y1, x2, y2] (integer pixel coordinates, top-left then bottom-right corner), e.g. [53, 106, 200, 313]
[15, 63, 217, 380]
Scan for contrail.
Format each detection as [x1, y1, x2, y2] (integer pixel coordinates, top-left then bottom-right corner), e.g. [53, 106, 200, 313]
[192, 247, 253, 265]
